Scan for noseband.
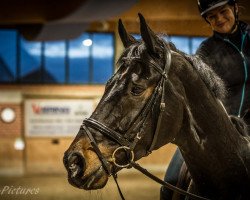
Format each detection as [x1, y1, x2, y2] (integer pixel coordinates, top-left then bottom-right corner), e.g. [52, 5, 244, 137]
[80, 42, 209, 200]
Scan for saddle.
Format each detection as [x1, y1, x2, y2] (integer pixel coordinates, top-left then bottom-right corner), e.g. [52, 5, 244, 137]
[172, 162, 191, 200]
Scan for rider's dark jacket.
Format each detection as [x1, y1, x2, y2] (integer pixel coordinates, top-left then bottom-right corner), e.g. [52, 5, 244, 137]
[196, 21, 250, 119]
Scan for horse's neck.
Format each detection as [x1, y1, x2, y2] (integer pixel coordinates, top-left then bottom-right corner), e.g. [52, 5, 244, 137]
[174, 67, 250, 196]
[175, 63, 237, 148]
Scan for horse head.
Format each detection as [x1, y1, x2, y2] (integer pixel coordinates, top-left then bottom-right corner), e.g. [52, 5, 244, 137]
[63, 13, 250, 200]
[63, 14, 185, 190]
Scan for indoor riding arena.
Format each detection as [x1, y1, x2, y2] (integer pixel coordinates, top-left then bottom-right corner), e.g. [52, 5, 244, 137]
[1, 1, 250, 200]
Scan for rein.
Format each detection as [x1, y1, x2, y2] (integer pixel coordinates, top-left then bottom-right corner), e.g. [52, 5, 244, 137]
[81, 43, 210, 200]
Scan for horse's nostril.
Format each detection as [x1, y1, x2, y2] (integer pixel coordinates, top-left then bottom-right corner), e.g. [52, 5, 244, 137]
[69, 154, 79, 164]
[68, 152, 86, 178]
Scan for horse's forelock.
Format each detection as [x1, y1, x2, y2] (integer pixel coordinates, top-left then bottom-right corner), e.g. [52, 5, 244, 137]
[117, 43, 142, 65]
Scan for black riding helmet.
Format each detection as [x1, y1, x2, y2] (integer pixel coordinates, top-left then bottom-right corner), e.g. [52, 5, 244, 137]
[197, 0, 237, 17]
[197, 0, 239, 32]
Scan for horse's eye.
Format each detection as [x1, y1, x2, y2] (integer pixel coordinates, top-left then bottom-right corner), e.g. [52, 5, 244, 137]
[131, 86, 145, 96]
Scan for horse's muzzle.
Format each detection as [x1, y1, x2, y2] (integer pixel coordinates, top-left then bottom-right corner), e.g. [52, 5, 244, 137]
[63, 151, 87, 187]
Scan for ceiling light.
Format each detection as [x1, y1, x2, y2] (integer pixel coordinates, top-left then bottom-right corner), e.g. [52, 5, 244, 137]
[82, 39, 92, 47]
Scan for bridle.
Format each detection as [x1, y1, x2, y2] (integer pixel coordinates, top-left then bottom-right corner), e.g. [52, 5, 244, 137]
[80, 42, 210, 200]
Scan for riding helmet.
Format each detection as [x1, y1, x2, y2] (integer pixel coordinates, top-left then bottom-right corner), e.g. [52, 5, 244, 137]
[197, 0, 237, 16]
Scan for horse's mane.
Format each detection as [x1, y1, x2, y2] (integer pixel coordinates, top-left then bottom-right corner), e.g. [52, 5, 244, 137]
[167, 40, 226, 102]
[167, 40, 249, 136]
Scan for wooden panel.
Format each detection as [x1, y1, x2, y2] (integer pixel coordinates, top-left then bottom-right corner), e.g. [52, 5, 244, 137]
[0, 85, 105, 98]
[0, 138, 24, 175]
[25, 137, 176, 174]
[0, 104, 22, 137]
[25, 138, 72, 174]
[139, 144, 177, 170]
[97, 0, 250, 37]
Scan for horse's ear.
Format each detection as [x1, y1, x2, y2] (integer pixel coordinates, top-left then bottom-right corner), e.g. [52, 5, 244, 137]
[138, 13, 158, 55]
[118, 19, 136, 48]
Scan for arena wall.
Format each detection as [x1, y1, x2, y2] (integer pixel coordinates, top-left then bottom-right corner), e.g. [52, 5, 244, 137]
[0, 85, 176, 175]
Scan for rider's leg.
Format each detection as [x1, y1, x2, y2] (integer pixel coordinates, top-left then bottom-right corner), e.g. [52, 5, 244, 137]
[160, 148, 184, 200]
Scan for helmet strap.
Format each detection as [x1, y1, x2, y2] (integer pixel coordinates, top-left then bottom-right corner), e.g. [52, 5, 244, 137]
[230, 4, 239, 34]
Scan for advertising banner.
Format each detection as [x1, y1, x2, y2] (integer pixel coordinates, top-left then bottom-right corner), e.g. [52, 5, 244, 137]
[25, 99, 95, 137]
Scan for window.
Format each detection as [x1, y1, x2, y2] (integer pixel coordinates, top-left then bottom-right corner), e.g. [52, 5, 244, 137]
[0, 30, 115, 84]
[92, 33, 114, 84]
[191, 37, 206, 54]
[44, 41, 66, 83]
[170, 36, 191, 54]
[0, 30, 17, 82]
[20, 38, 42, 83]
[0, 30, 205, 84]
[133, 34, 205, 55]
[69, 33, 90, 84]
[68, 33, 114, 84]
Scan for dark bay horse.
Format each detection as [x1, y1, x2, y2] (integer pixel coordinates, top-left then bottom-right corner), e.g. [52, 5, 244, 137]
[64, 14, 250, 200]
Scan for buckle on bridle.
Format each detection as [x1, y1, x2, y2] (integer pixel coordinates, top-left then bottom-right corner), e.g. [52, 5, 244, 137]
[110, 146, 134, 168]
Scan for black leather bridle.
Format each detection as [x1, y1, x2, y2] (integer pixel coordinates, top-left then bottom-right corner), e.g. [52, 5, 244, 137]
[80, 42, 210, 200]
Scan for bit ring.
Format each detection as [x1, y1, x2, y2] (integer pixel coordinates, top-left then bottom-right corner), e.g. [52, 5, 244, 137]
[111, 146, 134, 168]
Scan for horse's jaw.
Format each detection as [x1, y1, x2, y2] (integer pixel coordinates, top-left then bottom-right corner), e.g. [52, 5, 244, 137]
[67, 165, 109, 190]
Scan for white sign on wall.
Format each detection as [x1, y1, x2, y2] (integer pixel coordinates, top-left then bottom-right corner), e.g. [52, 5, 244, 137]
[25, 99, 95, 137]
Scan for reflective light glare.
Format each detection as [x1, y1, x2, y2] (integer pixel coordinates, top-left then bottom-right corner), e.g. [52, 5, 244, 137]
[82, 39, 92, 46]
[14, 138, 25, 150]
[69, 46, 113, 58]
[1, 108, 16, 123]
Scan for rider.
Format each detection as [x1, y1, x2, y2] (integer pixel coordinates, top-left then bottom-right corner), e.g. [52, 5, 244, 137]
[160, 0, 250, 199]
